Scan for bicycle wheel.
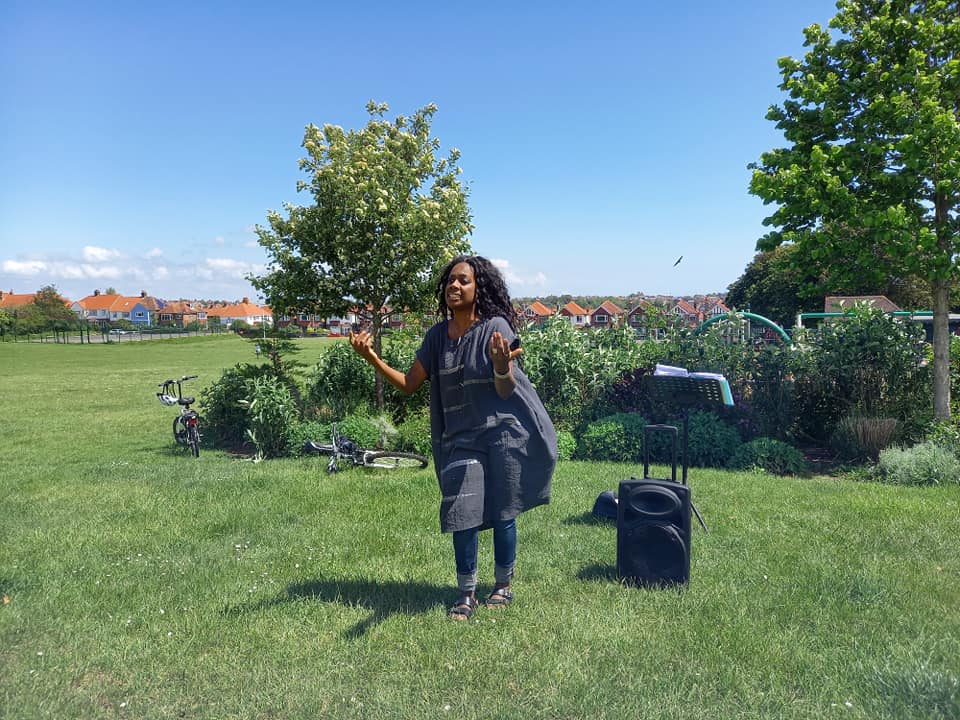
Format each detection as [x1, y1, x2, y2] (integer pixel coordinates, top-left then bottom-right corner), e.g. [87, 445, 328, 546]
[188, 425, 200, 458]
[172, 416, 189, 445]
[363, 451, 428, 469]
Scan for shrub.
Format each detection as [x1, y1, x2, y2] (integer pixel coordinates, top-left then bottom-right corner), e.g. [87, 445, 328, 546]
[242, 375, 300, 459]
[286, 419, 334, 457]
[556, 430, 577, 461]
[925, 419, 960, 459]
[729, 437, 810, 476]
[335, 413, 389, 451]
[656, 325, 797, 442]
[684, 410, 743, 468]
[520, 317, 646, 429]
[604, 367, 658, 418]
[875, 440, 960, 486]
[790, 306, 930, 444]
[830, 416, 899, 462]
[306, 341, 375, 419]
[577, 413, 649, 462]
[379, 326, 431, 421]
[396, 409, 432, 457]
[199, 363, 271, 447]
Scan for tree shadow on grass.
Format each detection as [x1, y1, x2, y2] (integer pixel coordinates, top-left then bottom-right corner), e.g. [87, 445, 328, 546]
[222, 576, 451, 638]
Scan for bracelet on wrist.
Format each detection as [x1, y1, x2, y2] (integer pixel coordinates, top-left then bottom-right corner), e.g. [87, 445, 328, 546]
[493, 365, 512, 379]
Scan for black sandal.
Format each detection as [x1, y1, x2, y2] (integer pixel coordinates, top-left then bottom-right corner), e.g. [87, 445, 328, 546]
[484, 586, 513, 608]
[448, 594, 478, 620]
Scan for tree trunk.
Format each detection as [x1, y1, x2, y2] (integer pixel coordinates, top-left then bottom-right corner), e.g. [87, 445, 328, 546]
[372, 311, 385, 410]
[932, 277, 951, 420]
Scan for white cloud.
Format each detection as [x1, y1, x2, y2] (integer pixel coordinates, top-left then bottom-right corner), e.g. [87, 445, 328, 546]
[206, 258, 247, 271]
[0, 246, 263, 302]
[2, 257, 124, 282]
[79, 263, 122, 279]
[58, 264, 87, 279]
[194, 257, 264, 282]
[82, 245, 121, 262]
[3, 259, 48, 275]
[490, 258, 547, 291]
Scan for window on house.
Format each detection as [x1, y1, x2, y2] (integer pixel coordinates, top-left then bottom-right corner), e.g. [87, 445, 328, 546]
[135, 311, 144, 318]
[595, 314, 607, 323]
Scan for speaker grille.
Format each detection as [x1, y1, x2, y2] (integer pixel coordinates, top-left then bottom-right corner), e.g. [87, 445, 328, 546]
[617, 478, 691, 586]
[618, 524, 687, 581]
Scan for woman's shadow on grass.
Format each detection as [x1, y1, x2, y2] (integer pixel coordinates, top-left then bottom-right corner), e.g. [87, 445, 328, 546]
[223, 576, 450, 638]
[564, 512, 619, 583]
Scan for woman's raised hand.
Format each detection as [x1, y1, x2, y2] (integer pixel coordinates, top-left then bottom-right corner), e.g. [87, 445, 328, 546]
[349, 330, 377, 362]
[489, 331, 522, 374]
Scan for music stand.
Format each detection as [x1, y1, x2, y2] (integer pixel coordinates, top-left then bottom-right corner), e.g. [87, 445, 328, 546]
[642, 373, 733, 532]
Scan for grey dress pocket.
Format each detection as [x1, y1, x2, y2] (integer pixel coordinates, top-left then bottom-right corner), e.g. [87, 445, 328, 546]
[439, 456, 485, 532]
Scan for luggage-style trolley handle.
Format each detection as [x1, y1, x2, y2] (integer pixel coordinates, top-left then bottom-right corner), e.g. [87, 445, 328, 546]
[643, 423, 679, 484]
[643, 422, 708, 532]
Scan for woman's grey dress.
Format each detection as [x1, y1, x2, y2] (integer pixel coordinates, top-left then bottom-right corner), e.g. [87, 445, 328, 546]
[416, 317, 557, 532]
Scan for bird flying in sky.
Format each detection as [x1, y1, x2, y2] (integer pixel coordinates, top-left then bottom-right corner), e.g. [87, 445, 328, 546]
[673, 255, 683, 267]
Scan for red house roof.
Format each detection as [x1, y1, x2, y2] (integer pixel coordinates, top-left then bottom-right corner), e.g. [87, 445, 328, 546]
[560, 301, 588, 316]
[525, 301, 554, 317]
[592, 300, 625, 316]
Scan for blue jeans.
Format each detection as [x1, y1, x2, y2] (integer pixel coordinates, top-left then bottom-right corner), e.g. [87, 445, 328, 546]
[452, 518, 516, 593]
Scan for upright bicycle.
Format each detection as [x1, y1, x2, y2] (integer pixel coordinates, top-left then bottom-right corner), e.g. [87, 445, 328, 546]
[303, 424, 428, 473]
[157, 375, 201, 457]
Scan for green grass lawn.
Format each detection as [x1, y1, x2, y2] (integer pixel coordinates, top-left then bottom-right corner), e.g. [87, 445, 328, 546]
[1, 336, 958, 719]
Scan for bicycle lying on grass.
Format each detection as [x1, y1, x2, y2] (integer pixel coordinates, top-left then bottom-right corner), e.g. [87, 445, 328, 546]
[157, 375, 202, 458]
[303, 424, 428, 473]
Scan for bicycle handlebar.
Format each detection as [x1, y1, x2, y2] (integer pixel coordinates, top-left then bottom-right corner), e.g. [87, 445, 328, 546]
[157, 375, 198, 388]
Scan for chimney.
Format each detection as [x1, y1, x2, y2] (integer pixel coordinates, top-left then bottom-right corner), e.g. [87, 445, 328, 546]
[242, 297, 249, 304]
[94, 289, 100, 296]
[141, 290, 147, 297]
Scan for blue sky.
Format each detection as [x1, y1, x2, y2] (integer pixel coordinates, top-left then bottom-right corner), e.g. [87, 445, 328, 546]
[1, 0, 840, 303]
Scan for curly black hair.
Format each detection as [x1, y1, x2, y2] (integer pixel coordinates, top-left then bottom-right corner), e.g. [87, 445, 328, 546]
[435, 255, 519, 332]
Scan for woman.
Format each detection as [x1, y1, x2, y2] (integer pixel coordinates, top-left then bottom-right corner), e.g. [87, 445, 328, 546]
[349, 255, 557, 620]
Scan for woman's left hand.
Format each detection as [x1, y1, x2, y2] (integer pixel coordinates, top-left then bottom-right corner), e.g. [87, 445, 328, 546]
[489, 332, 522, 374]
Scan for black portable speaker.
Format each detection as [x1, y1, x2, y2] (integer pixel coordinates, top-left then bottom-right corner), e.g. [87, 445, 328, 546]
[616, 477, 691, 586]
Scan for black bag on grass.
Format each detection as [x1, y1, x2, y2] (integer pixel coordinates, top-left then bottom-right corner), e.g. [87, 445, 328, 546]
[591, 490, 618, 521]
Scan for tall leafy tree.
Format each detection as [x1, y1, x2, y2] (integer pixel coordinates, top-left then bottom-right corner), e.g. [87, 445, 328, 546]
[725, 245, 821, 328]
[32, 285, 75, 330]
[750, 0, 960, 419]
[726, 244, 937, 328]
[253, 101, 473, 406]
